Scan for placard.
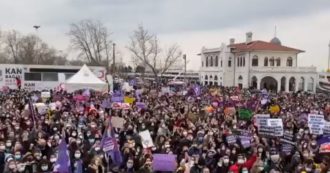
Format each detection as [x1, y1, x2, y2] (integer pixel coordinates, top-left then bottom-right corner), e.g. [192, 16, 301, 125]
[152, 154, 177, 172]
[323, 121, 330, 135]
[102, 137, 114, 153]
[255, 114, 270, 127]
[280, 130, 295, 146]
[111, 117, 125, 129]
[267, 119, 283, 136]
[226, 135, 237, 145]
[318, 136, 330, 153]
[124, 97, 135, 104]
[239, 136, 251, 148]
[139, 130, 154, 148]
[308, 114, 325, 135]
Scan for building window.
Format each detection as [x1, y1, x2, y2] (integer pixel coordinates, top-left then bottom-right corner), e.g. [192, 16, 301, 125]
[287, 57, 293, 67]
[205, 75, 208, 80]
[215, 56, 219, 67]
[220, 60, 223, 67]
[210, 56, 213, 67]
[214, 75, 218, 81]
[202, 61, 204, 67]
[237, 57, 240, 67]
[264, 57, 268, 66]
[42, 73, 58, 81]
[205, 81, 208, 85]
[243, 57, 245, 66]
[206, 56, 208, 67]
[210, 75, 213, 78]
[252, 55, 258, 66]
[270, 57, 275, 66]
[228, 58, 232, 67]
[24, 73, 42, 81]
[276, 58, 281, 66]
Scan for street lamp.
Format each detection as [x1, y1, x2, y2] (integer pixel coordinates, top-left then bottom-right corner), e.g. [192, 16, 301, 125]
[183, 54, 186, 82]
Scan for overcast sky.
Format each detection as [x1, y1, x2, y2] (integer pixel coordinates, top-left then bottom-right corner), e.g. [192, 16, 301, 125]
[1, 0, 330, 71]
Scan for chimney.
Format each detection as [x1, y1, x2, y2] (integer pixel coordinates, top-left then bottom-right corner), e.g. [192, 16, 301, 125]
[246, 32, 253, 43]
[230, 38, 235, 45]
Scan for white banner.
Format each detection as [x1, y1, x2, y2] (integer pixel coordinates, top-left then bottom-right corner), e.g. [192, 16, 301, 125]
[324, 121, 330, 135]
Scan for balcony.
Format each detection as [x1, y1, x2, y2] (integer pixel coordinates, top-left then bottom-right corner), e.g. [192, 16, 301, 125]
[250, 66, 317, 74]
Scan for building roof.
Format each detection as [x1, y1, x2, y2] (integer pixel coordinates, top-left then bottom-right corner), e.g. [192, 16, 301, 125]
[228, 40, 304, 53]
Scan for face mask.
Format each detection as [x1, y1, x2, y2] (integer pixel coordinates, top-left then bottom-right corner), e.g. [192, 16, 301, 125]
[237, 159, 245, 164]
[6, 142, 12, 147]
[127, 163, 133, 168]
[53, 127, 58, 131]
[89, 138, 95, 144]
[223, 159, 229, 164]
[95, 147, 100, 151]
[305, 167, 312, 172]
[242, 170, 249, 173]
[18, 165, 25, 172]
[41, 165, 48, 171]
[75, 153, 81, 159]
[271, 154, 280, 162]
[72, 132, 77, 137]
[50, 157, 57, 163]
[258, 148, 263, 153]
[15, 154, 21, 160]
[258, 166, 264, 171]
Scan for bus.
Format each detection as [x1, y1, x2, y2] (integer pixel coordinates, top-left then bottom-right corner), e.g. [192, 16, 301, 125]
[0, 64, 106, 91]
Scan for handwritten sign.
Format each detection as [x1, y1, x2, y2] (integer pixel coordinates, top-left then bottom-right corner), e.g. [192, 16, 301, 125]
[226, 135, 237, 145]
[102, 137, 114, 153]
[323, 121, 330, 135]
[280, 130, 295, 146]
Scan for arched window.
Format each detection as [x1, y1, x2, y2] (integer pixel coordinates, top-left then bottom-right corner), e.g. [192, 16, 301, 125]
[210, 75, 213, 78]
[270, 57, 275, 66]
[215, 56, 219, 67]
[202, 61, 204, 67]
[210, 56, 213, 67]
[237, 57, 240, 67]
[220, 60, 223, 67]
[228, 58, 232, 67]
[287, 57, 293, 67]
[206, 56, 208, 67]
[252, 55, 258, 66]
[243, 57, 245, 66]
[214, 75, 218, 81]
[276, 58, 281, 66]
[205, 75, 208, 80]
[264, 57, 268, 66]
[238, 75, 243, 80]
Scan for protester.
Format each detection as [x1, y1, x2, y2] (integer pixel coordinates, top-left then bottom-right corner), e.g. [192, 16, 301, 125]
[0, 84, 329, 173]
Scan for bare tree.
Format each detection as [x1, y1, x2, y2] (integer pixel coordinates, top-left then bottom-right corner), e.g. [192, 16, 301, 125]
[127, 25, 182, 82]
[68, 20, 112, 67]
[1, 30, 67, 65]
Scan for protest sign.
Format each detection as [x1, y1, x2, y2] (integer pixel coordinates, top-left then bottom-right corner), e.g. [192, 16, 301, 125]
[136, 102, 146, 109]
[238, 109, 253, 120]
[111, 103, 131, 110]
[152, 154, 177, 172]
[139, 130, 154, 148]
[111, 117, 125, 129]
[323, 121, 330, 135]
[226, 135, 237, 145]
[254, 114, 270, 127]
[35, 103, 48, 115]
[102, 137, 114, 153]
[308, 114, 325, 135]
[280, 130, 296, 146]
[282, 144, 293, 155]
[239, 136, 251, 148]
[267, 118, 283, 136]
[124, 97, 135, 104]
[318, 135, 330, 153]
[230, 96, 239, 101]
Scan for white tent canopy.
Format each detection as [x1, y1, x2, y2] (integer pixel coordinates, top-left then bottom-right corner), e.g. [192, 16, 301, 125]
[65, 64, 107, 92]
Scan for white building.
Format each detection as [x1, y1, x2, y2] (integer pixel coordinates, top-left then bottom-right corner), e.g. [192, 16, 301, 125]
[199, 32, 318, 92]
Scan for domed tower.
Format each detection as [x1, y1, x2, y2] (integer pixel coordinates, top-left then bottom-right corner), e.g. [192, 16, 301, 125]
[270, 37, 282, 45]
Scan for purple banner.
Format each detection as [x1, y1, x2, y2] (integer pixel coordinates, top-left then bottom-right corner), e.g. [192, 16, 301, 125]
[152, 154, 177, 172]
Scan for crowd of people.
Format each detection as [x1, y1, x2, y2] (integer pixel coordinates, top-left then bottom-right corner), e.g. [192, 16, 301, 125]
[0, 84, 329, 173]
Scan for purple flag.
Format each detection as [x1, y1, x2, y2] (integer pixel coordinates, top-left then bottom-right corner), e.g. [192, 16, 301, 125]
[101, 117, 123, 166]
[53, 138, 71, 173]
[152, 154, 177, 172]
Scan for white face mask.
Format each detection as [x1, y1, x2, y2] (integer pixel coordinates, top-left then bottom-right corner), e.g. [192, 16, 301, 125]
[50, 157, 57, 163]
[237, 159, 245, 164]
[271, 154, 280, 162]
[9, 164, 16, 169]
[0, 145, 5, 150]
[127, 163, 133, 168]
[75, 153, 81, 159]
[41, 165, 48, 171]
[223, 159, 229, 164]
